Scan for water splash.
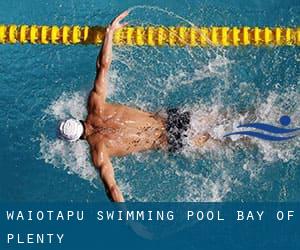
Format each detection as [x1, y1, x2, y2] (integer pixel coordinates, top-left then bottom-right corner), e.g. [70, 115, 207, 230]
[39, 134, 98, 185]
[38, 6, 300, 202]
[39, 88, 300, 202]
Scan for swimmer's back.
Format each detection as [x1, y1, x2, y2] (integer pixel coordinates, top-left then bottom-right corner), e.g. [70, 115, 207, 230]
[86, 102, 168, 156]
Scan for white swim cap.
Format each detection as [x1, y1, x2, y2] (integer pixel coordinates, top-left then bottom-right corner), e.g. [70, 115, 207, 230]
[58, 118, 84, 142]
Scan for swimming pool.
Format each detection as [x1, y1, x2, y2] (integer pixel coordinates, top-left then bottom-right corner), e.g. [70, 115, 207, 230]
[0, 0, 299, 202]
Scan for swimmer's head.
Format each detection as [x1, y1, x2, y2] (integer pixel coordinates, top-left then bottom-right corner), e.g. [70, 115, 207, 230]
[57, 118, 84, 142]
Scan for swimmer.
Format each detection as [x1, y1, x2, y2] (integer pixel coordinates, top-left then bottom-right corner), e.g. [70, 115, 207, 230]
[58, 11, 210, 202]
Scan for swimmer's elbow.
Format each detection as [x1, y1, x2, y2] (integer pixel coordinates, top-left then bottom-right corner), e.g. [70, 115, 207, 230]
[92, 156, 104, 169]
[100, 58, 111, 70]
[96, 57, 110, 72]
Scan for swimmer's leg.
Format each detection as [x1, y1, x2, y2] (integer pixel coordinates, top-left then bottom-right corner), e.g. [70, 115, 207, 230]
[192, 133, 254, 148]
[192, 132, 211, 147]
[189, 115, 216, 147]
[189, 107, 259, 149]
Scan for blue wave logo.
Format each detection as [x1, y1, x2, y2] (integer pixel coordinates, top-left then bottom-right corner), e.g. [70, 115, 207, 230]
[224, 116, 300, 141]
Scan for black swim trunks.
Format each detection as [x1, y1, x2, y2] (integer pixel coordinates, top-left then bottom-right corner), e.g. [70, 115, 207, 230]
[166, 108, 191, 153]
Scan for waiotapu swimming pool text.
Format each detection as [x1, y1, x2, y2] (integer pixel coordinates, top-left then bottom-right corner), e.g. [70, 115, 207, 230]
[4, 209, 295, 245]
[4, 209, 295, 222]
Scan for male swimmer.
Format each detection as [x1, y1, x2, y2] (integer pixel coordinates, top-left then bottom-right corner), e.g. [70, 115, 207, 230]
[58, 11, 210, 202]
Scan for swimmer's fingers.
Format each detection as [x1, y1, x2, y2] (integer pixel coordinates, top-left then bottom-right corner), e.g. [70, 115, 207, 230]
[119, 22, 129, 29]
[114, 10, 130, 23]
[110, 10, 130, 30]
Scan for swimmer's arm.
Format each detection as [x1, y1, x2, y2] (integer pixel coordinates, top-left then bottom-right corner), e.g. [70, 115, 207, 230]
[92, 144, 125, 202]
[93, 29, 112, 99]
[94, 11, 129, 99]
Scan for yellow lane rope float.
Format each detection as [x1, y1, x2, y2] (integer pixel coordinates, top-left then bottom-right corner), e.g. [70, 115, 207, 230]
[0, 24, 299, 46]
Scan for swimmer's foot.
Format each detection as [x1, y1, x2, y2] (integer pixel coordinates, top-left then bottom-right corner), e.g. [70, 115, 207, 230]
[193, 133, 210, 147]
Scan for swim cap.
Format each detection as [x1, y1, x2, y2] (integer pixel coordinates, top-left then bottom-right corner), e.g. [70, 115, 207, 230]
[58, 118, 84, 142]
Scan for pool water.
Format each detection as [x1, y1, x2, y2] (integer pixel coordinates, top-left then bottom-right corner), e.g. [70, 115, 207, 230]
[0, 0, 299, 202]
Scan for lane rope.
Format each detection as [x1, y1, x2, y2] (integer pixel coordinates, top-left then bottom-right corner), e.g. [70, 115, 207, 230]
[0, 25, 299, 46]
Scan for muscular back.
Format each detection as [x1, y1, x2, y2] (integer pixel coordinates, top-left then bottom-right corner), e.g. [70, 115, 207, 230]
[85, 91, 167, 157]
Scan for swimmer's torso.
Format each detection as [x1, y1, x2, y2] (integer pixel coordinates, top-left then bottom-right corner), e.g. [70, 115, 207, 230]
[85, 92, 167, 156]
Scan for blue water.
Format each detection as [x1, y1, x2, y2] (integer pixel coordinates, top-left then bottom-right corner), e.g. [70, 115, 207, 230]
[0, 0, 299, 202]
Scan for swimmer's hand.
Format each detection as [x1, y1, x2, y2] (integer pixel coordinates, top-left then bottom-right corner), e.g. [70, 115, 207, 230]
[107, 10, 129, 33]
